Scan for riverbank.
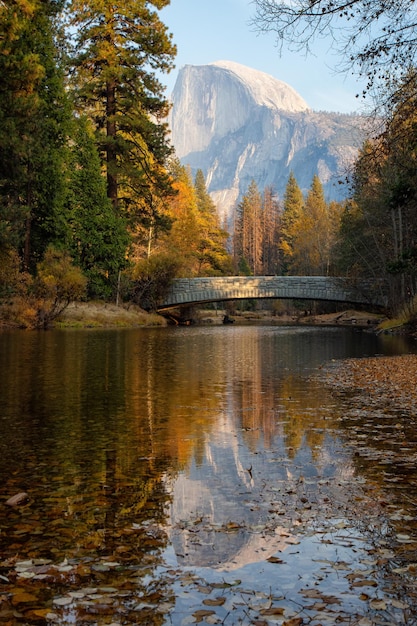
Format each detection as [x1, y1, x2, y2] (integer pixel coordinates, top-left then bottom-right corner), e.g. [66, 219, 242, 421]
[197, 307, 385, 327]
[319, 353, 417, 416]
[58, 304, 385, 329]
[55, 301, 166, 328]
[0, 298, 385, 330]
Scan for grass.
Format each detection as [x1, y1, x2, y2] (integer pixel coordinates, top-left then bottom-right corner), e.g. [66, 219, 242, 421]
[55, 301, 166, 329]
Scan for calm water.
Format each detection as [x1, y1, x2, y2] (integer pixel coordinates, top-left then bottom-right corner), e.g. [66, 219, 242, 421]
[1, 325, 417, 625]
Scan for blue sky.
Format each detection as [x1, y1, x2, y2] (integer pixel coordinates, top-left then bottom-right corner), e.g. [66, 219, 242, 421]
[160, 0, 368, 114]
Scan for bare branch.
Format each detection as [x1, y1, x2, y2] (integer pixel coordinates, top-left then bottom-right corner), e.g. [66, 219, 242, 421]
[251, 0, 417, 97]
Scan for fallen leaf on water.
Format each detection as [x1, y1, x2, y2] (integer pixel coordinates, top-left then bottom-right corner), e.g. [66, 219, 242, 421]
[53, 596, 73, 606]
[369, 598, 387, 610]
[260, 607, 285, 616]
[203, 597, 226, 606]
[392, 599, 409, 609]
[212, 579, 241, 588]
[11, 590, 38, 604]
[267, 556, 284, 564]
[300, 589, 341, 604]
[25, 608, 51, 620]
[5, 492, 29, 507]
[193, 609, 215, 620]
[299, 589, 321, 599]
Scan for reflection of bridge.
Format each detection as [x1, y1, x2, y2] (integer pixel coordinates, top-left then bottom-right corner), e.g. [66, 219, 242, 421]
[158, 276, 387, 310]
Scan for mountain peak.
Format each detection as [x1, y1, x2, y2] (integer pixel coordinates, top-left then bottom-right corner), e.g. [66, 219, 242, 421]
[209, 60, 310, 113]
[169, 61, 365, 220]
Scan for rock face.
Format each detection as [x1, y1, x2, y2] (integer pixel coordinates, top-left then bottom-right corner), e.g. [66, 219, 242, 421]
[169, 61, 366, 221]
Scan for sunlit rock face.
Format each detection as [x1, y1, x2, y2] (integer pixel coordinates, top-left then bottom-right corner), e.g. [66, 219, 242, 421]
[169, 61, 366, 222]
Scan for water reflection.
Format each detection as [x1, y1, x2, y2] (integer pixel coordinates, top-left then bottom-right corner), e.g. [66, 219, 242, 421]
[0, 325, 416, 624]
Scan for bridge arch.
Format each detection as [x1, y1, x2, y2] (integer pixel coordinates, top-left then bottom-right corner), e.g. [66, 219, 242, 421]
[157, 276, 387, 310]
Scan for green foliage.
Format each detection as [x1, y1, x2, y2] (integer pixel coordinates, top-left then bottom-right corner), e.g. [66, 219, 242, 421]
[0, 0, 181, 322]
[0, 248, 24, 299]
[238, 257, 252, 276]
[69, 0, 177, 222]
[66, 116, 129, 299]
[280, 172, 304, 272]
[0, 1, 71, 270]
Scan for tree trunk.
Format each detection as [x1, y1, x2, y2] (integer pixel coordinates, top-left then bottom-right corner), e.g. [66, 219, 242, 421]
[106, 79, 118, 209]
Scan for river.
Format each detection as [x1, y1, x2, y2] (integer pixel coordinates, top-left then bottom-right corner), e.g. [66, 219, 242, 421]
[0, 325, 417, 625]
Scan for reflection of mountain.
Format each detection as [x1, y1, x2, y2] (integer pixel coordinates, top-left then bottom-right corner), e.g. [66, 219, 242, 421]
[149, 326, 375, 570]
[166, 407, 353, 569]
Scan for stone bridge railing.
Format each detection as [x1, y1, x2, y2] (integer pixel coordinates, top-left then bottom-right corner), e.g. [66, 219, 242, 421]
[158, 276, 388, 310]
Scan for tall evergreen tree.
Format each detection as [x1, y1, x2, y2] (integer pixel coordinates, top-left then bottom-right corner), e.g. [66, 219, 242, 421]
[66, 116, 129, 298]
[279, 172, 304, 273]
[261, 186, 282, 275]
[69, 0, 177, 232]
[0, 0, 70, 270]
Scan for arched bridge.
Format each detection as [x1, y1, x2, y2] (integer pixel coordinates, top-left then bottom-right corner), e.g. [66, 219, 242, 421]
[157, 276, 387, 310]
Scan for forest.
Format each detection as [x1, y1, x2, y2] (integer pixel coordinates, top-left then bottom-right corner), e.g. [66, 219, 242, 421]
[1, 0, 417, 328]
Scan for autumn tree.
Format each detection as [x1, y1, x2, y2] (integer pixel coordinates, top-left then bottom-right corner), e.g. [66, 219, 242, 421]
[68, 0, 176, 232]
[193, 170, 232, 275]
[130, 164, 232, 307]
[160, 164, 231, 277]
[292, 175, 333, 275]
[161, 163, 200, 275]
[233, 181, 282, 276]
[336, 73, 417, 308]
[234, 180, 263, 275]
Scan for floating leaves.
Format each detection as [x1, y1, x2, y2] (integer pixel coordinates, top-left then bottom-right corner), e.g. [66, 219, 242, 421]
[5, 492, 30, 507]
[2, 349, 417, 625]
[267, 556, 284, 564]
[202, 596, 226, 607]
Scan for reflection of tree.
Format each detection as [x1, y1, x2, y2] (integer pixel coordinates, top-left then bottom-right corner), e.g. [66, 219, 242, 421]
[278, 375, 336, 458]
[2, 324, 401, 621]
[225, 330, 339, 457]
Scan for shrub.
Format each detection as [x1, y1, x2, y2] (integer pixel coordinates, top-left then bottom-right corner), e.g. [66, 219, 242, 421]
[33, 247, 87, 328]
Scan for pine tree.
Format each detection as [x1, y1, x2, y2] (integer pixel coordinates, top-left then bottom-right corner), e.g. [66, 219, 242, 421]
[0, 0, 70, 270]
[66, 116, 129, 298]
[261, 186, 282, 275]
[69, 0, 177, 229]
[279, 172, 304, 273]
